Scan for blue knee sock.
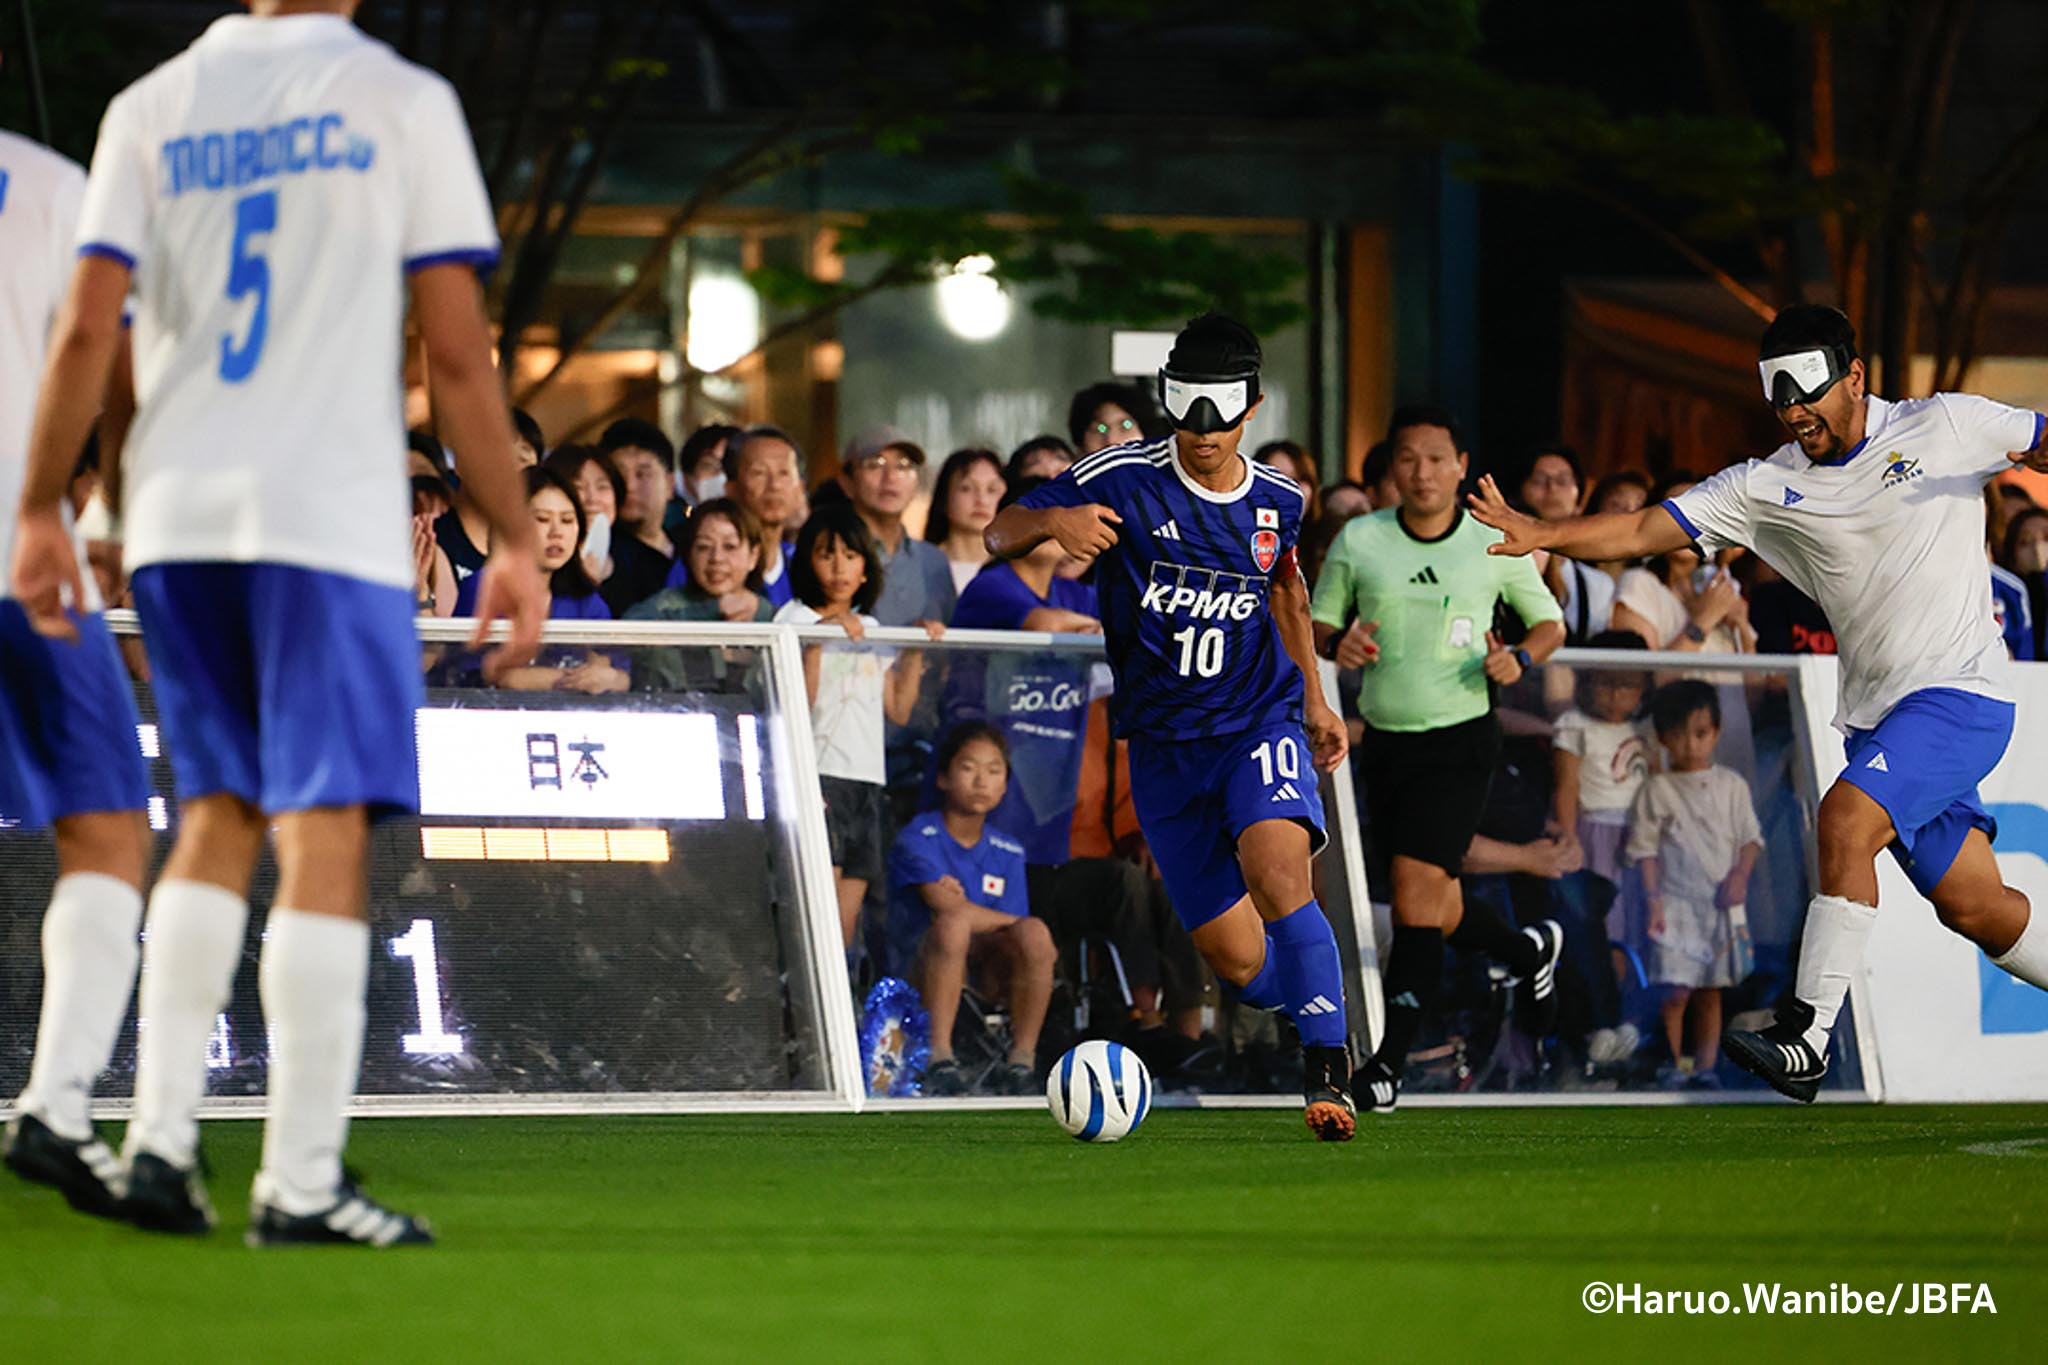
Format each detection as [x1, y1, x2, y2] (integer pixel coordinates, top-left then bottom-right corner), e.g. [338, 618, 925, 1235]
[1267, 900, 1348, 1047]
[1232, 950, 1285, 1011]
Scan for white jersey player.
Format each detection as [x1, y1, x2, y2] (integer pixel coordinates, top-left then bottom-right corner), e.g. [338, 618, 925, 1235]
[10, 1, 544, 1246]
[1470, 303, 2048, 1102]
[0, 122, 153, 1218]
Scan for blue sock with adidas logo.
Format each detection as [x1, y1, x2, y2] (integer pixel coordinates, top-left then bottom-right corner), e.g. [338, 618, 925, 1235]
[1266, 900, 1347, 1047]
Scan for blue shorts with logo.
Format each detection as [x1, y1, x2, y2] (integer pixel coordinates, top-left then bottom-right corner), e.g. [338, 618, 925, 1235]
[1839, 687, 2013, 896]
[0, 602, 149, 829]
[1127, 719, 1327, 931]
[129, 563, 423, 819]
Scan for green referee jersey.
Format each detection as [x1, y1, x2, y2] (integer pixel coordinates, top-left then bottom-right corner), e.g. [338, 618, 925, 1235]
[1311, 507, 1563, 732]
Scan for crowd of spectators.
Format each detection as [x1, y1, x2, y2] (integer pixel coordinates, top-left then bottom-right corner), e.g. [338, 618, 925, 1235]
[355, 376, 2048, 1097]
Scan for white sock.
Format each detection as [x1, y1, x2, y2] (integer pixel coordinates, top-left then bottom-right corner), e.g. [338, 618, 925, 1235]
[254, 909, 368, 1216]
[1793, 893, 1879, 1051]
[1991, 899, 2048, 991]
[17, 874, 144, 1140]
[124, 880, 249, 1167]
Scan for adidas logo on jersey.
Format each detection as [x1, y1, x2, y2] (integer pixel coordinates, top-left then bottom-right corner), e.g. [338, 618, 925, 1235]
[1155, 519, 1182, 541]
[1783, 487, 1805, 506]
[1298, 995, 1340, 1017]
[1409, 566, 1440, 586]
[1865, 751, 1889, 773]
[1270, 782, 1303, 803]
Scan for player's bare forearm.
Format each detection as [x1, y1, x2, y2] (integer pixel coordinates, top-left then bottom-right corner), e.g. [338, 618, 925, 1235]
[412, 264, 536, 555]
[1272, 572, 1327, 708]
[984, 504, 1053, 561]
[20, 257, 131, 514]
[100, 333, 137, 519]
[1468, 475, 1692, 562]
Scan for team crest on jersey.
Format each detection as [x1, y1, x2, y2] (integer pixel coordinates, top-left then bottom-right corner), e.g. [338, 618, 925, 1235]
[1251, 529, 1279, 572]
[1881, 454, 1923, 488]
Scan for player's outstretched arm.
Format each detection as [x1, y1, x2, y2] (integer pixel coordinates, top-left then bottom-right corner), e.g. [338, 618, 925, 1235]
[412, 263, 546, 669]
[10, 255, 130, 638]
[1466, 474, 1691, 562]
[985, 502, 1121, 562]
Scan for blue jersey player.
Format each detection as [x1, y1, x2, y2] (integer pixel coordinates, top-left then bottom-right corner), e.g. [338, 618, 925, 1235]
[13, 0, 545, 1244]
[986, 313, 1357, 1140]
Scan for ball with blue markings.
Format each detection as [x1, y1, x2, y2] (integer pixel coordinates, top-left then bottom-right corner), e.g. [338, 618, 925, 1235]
[1046, 1040, 1152, 1142]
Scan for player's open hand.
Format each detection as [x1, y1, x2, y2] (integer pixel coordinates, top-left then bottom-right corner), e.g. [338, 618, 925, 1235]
[1467, 475, 1545, 557]
[1482, 630, 1523, 684]
[1047, 504, 1122, 560]
[469, 541, 547, 671]
[1306, 696, 1348, 773]
[9, 508, 85, 642]
[1333, 618, 1379, 669]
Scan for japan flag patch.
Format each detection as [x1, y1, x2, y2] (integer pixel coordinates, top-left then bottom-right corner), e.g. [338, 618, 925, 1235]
[1256, 507, 1279, 529]
[1251, 528, 1279, 572]
[982, 873, 1006, 899]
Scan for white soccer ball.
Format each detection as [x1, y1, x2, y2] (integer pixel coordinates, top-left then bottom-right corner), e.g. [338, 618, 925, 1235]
[1046, 1039, 1153, 1142]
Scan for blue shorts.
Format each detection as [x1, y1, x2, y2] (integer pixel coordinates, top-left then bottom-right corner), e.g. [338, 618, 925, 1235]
[129, 563, 423, 819]
[0, 602, 149, 829]
[1127, 720, 1327, 931]
[1840, 687, 2014, 896]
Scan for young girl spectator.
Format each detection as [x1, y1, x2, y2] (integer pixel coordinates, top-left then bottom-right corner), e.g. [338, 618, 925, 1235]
[1627, 681, 1762, 1088]
[923, 447, 1007, 595]
[1552, 630, 1654, 891]
[888, 723, 1055, 1096]
[546, 444, 625, 590]
[775, 504, 936, 947]
[459, 467, 628, 694]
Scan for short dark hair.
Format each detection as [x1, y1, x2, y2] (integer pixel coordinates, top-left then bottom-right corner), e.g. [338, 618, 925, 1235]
[525, 465, 600, 601]
[1588, 469, 1653, 514]
[1360, 440, 1394, 488]
[1387, 404, 1465, 453]
[1165, 312, 1262, 378]
[1650, 679, 1720, 737]
[936, 721, 1010, 776]
[511, 407, 546, 458]
[408, 429, 448, 471]
[543, 444, 625, 514]
[788, 501, 882, 615]
[680, 496, 767, 597]
[1518, 442, 1583, 491]
[723, 424, 802, 483]
[1067, 381, 1154, 448]
[1759, 303, 1858, 362]
[1007, 434, 1075, 484]
[678, 423, 740, 479]
[599, 418, 675, 471]
[924, 447, 1007, 546]
[1577, 629, 1650, 712]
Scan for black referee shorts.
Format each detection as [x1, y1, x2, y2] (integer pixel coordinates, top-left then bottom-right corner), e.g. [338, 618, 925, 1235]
[1360, 711, 1500, 879]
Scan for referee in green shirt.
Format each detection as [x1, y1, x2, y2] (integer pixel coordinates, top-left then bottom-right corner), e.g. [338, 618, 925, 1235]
[1311, 406, 1568, 1111]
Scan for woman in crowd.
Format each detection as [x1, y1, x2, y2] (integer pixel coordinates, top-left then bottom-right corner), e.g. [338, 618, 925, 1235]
[1255, 439, 1322, 523]
[923, 447, 1007, 595]
[1067, 381, 1155, 455]
[1518, 443, 1613, 643]
[2004, 506, 2048, 659]
[458, 466, 629, 694]
[1007, 434, 1075, 484]
[1612, 545, 1754, 658]
[626, 498, 773, 625]
[547, 444, 626, 590]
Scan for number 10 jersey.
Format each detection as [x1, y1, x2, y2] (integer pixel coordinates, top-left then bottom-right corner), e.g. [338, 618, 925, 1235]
[1020, 436, 1308, 742]
[74, 13, 499, 592]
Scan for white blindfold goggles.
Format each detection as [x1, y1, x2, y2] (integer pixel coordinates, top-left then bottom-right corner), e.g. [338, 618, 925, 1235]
[1759, 347, 1848, 408]
[1160, 372, 1258, 434]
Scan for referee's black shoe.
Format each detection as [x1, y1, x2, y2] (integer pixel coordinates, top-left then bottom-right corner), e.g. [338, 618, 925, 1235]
[120, 1150, 216, 1235]
[1514, 919, 1565, 1037]
[248, 1178, 435, 1248]
[1355, 1055, 1400, 1114]
[3, 1113, 126, 1218]
[1301, 1045, 1355, 1142]
[1723, 1000, 1827, 1103]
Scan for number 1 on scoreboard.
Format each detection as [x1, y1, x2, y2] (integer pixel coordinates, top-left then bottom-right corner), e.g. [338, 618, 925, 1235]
[390, 917, 464, 1056]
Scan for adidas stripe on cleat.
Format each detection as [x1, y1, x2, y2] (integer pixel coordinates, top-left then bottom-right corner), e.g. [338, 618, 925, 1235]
[119, 1151, 217, 1235]
[1515, 919, 1564, 1036]
[248, 1181, 434, 1248]
[1723, 1001, 1828, 1103]
[3, 1113, 127, 1218]
[1356, 1056, 1400, 1113]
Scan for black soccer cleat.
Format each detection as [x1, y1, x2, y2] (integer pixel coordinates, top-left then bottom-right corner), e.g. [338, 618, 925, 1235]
[1356, 1055, 1401, 1114]
[3, 1112, 127, 1218]
[247, 1180, 435, 1249]
[1515, 919, 1565, 1037]
[1723, 1000, 1828, 1103]
[119, 1151, 217, 1235]
[1301, 1045, 1356, 1142]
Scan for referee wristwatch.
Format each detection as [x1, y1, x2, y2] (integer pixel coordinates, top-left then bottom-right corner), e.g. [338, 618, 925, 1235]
[1511, 646, 1533, 673]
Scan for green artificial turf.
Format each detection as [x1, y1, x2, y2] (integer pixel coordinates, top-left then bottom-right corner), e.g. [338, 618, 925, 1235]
[2, 1105, 2043, 1362]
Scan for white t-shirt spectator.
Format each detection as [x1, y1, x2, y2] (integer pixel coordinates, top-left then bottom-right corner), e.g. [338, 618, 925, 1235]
[1625, 765, 1764, 913]
[776, 600, 891, 783]
[1555, 556, 1615, 641]
[1552, 708, 1653, 823]
[75, 13, 499, 590]
[1615, 568, 1744, 656]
